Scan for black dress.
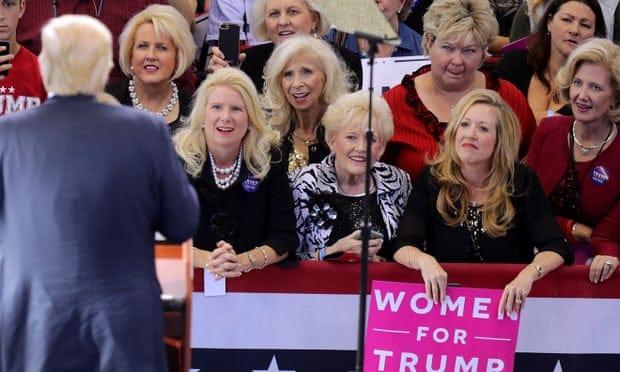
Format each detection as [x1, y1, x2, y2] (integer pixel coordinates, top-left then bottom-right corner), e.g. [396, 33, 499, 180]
[191, 150, 299, 263]
[105, 79, 192, 135]
[392, 164, 574, 264]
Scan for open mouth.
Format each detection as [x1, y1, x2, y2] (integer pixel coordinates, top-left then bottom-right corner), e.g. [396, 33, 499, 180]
[574, 102, 592, 110]
[216, 126, 234, 133]
[564, 39, 578, 47]
[144, 65, 159, 72]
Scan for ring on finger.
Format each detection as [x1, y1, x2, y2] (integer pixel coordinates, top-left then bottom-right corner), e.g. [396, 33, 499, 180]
[515, 298, 522, 304]
[605, 260, 613, 267]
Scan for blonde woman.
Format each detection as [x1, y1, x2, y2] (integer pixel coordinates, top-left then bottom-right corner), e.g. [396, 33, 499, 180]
[526, 38, 620, 283]
[290, 90, 411, 262]
[175, 68, 298, 277]
[382, 0, 536, 181]
[262, 35, 352, 172]
[207, 0, 362, 92]
[390, 89, 572, 314]
[0, 15, 198, 370]
[106, 4, 196, 134]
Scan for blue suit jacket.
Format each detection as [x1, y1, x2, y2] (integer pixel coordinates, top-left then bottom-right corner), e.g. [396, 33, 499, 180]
[0, 95, 199, 371]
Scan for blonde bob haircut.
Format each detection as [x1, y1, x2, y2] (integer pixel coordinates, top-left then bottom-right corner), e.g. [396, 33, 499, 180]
[261, 35, 352, 138]
[251, 0, 331, 41]
[174, 68, 280, 181]
[557, 38, 620, 122]
[39, 15, 112, 95]
[118, 4, 196, 81]
[431, 89, 521, 238]
[422, 0, 499, 60]
[322, 90, 394, 148]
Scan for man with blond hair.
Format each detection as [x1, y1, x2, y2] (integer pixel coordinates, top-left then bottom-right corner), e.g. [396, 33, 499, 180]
[0, 15, 198, 370]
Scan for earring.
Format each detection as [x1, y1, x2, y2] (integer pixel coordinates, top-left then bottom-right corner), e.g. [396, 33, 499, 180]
[311, 27, 319, 39]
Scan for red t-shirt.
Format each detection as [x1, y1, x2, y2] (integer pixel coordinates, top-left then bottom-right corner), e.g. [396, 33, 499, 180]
[0, 46, 46, 115]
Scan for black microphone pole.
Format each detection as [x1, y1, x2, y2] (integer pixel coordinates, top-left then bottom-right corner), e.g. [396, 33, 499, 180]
[353, 31, 381, 372]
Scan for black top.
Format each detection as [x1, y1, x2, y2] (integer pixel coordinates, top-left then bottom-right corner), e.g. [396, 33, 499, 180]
[392, 164, 573, 264]
[105, 79, 192, 135]
[191, 149, 299, 262]
[496, 49, 572, 116]
[277, 124, 330, 174]
[241, 42, 363, 93]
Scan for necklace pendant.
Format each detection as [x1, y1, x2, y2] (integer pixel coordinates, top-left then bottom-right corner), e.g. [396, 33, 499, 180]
[580, 147, 590, 156]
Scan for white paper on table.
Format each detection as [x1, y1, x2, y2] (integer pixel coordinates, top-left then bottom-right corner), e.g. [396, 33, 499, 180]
[203, 270, 226, 296]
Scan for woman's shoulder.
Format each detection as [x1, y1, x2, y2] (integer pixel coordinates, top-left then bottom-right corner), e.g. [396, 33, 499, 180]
[538, 116, 572, 135]
[513, 162, 542, 192]
[105, 79, 131, 104]
[383, 66, 429, 112]
[498, 48, 528, 66]
[374, 161, 411, 182]
[244, 43, 274, 58]
[178, 88, 192, 115]
[290, 157, 334, 186]
[289, 163, 324, 193]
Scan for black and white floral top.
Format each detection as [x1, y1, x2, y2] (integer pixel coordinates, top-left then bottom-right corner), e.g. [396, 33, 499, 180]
[289, 154, 412, 260]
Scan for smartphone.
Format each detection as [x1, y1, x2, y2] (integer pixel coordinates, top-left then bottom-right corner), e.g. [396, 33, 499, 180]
[0, 41, 9, 77]
[218, 23, 240, 67]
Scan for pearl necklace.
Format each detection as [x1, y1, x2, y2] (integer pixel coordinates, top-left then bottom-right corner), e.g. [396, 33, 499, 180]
[209, 147, 243, 190]
[572, 121, 615, 156]
[128, 76, 178, 117]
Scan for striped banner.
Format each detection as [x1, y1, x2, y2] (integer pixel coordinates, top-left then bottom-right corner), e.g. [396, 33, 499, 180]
[189, 262, 620, 372]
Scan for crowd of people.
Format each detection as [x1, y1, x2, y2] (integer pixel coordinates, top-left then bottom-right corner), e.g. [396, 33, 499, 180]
[1, 0, 619, 369]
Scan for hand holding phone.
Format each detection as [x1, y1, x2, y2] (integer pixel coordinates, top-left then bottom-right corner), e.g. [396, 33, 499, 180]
[218, 23, 240, 67]
[0, 41, 10, 77]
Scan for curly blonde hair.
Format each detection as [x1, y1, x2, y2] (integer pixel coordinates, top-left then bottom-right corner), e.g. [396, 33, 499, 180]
[431, 89, 521, 238]
[261, 35, 352, 139]
[174, 68, 280, 180]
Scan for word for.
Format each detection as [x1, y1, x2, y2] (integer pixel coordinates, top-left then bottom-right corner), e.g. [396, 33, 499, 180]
[373, 290, 518, 320]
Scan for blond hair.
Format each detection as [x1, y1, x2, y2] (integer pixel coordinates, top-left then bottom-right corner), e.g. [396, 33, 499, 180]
[118, 4, 196, 81]
[557, 38, 620, 122]
[261, 35, 352, 139]
[431, 89, 521, 238]
[422, 0, 499, 59]
[322, 90, 394, 147]
[174, 68, 279, 180]
[39, 15, 112, 95]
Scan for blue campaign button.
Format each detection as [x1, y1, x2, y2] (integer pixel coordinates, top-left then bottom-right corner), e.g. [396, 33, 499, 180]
[591, 166, 610, 186]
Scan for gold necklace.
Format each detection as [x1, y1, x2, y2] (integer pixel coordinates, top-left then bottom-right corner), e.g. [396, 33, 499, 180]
[291, 129, 316, 145]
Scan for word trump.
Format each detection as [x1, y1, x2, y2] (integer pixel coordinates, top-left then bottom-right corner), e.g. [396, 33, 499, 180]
[365, 282, 520, 372]
[374, 290, 519, 321]
[373, 350, 505, 372]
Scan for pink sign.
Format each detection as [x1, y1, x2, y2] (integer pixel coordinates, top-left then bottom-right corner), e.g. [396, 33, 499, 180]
[365, 281, 520, 372]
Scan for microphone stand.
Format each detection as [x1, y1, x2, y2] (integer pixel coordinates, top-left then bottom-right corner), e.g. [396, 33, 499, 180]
[353, 31, 383, 372]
